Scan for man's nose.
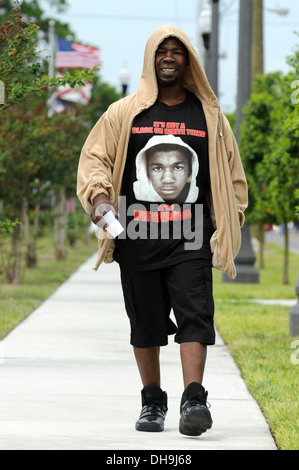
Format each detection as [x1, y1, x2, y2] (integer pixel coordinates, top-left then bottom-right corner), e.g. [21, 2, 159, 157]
[162, 169, 175, 182]
[163, 52, 175, 61]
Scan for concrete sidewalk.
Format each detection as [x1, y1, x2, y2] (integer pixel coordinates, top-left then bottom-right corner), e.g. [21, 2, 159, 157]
[0, 254, 277, 450]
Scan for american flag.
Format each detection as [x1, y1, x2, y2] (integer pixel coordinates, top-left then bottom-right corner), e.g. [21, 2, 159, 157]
[56, 37, 101, 69]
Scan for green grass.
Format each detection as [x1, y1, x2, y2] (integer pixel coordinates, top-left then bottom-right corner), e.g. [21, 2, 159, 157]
[0, 234, 96, 339]
[213, 242, 298, 299]
[213, 244, 299, 450]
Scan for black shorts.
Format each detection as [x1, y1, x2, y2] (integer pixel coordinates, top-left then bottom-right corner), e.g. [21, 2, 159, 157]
[119, 259, 215, 348]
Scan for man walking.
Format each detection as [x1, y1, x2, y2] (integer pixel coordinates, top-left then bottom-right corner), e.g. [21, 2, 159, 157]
[77, 24, 248, 436]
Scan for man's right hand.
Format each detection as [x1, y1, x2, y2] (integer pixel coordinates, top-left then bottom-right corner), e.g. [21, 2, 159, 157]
[90, 194, 118, 229]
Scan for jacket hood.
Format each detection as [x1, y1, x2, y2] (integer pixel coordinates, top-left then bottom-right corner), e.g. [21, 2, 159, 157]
[137, 24, 219, 109]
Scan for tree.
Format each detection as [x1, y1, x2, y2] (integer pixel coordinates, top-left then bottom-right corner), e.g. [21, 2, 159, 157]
[0, 5, 96, 112]
[0, 2, 121, 282]
[240, 46, 299, 284]
[0, 3, 97, 281]
[88, 76, 122, 126]
[240, 72, 279, 268]
[0, 0, 74, 39]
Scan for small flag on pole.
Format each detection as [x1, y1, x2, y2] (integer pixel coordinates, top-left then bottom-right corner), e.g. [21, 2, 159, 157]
[56, 37, 101, 69]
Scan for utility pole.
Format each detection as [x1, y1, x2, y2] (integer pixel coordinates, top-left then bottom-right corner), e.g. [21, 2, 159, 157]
[252, 0, 264, 77]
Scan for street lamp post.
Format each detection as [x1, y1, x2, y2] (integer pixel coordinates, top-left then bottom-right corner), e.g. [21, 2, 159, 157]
[198, 1, 219, 97]
[198, 3, 212, 83]
[119, 63, 131, 97]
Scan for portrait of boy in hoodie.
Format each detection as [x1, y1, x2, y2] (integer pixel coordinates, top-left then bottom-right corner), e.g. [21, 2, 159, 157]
[133, 135, 199, 204]
[77, 25, 248, 438]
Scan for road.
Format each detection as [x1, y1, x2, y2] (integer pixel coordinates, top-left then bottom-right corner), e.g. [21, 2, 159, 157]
[265, 228, 299, 254]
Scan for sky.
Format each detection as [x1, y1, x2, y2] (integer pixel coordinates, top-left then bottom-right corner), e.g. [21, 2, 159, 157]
[40, 0, 299, 112]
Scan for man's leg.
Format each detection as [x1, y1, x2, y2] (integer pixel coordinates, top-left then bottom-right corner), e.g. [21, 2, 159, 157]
[118, 266, 172, 432]
[134, 346, 161, 387]
[179, 341, 212, 436]
[134, 346, 168, 432]
[180, 342, 207, 388]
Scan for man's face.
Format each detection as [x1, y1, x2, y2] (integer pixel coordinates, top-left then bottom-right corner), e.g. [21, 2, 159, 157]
[148, 150, 191, 201]
[155, 37, 189, 87]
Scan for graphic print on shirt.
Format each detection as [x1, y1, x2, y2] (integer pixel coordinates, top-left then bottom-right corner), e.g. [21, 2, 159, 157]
[133, 135, 199, 204]
[114, 92, 214, 270]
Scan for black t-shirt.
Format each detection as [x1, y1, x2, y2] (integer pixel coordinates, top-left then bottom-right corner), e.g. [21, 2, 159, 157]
[114, 91, 214, 270]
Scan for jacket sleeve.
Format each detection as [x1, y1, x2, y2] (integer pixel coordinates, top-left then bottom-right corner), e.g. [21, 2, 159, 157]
[222, 114, 248, 227]
[77, 108, 119, 214]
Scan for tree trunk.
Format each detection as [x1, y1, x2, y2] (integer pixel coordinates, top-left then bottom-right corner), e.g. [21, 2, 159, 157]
[53, 186, 68, 261]
[10, 204, 23, 284]
[282, 221, 289, 285]
[258, 222, 265, 269]
[23, 198, 40, 269]
[30, 203, 40, 266]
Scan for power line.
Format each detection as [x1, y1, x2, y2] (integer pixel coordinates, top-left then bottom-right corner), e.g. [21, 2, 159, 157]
[222, 19, 298, 27]
[55, 10, 297, 27]
[53, 13, 197, 23]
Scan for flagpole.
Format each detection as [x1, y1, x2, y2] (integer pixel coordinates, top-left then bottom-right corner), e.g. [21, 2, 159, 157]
[48, 20, 56, 79]
[48, 20, 56, 116]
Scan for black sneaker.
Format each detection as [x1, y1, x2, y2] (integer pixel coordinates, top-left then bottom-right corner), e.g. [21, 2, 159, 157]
[135, 384, 168, 432]
[179, 382, 213, 436]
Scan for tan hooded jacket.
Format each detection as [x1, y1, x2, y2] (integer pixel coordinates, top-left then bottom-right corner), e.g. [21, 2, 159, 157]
[77, 24, 248, 279]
